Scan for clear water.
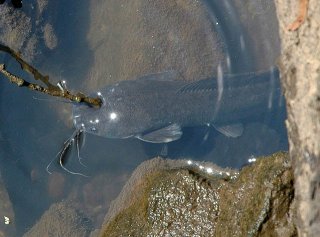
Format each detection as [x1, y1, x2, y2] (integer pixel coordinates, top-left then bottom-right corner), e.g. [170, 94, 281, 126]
[0, 0, 286, 235]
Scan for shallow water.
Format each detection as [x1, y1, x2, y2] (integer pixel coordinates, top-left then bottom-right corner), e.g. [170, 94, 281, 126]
[0, 0, 286, 235]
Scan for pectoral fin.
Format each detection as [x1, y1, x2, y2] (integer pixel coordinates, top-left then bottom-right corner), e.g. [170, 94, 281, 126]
[136, 124, 183, 143]
[213, 123, 244, 138]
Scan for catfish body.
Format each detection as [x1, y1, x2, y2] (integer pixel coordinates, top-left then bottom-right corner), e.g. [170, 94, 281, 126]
[72, 69, 281, 143]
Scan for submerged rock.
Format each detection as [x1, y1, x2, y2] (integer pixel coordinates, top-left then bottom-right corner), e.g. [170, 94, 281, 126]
[0, 0, 58, 62]
[23, 201, 93, 237]
[85, 0, 226, 91]
[0, 172, 16, 237]
[98, 152, 295, 236]
[0, 3, 35, 61]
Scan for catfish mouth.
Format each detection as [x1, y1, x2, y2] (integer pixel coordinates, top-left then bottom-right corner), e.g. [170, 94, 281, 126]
[72, 98, 105, 130]
[72, 114, 83, 129]
[72, 115, 100, 134]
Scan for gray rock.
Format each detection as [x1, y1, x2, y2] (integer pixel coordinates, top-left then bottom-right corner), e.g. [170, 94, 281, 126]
[274, 1, 320, 236]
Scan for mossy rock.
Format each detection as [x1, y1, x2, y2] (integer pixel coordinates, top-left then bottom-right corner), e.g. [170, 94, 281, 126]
[100, 152, 296, 237]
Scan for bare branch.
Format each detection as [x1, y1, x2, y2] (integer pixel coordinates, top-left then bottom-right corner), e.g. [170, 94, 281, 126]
[0, 43, 102, 107]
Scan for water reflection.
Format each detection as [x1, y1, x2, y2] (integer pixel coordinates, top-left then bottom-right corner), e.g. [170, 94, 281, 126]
[0, 0, 286, 235]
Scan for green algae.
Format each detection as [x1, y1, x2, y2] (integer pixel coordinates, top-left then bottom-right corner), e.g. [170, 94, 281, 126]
[100, 171, 163, 236]
[215, 152, 296, 237]
[100, 152, 296, 237]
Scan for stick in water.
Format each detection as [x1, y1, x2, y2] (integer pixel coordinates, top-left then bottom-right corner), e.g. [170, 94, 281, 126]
[0, 44, 102, 107]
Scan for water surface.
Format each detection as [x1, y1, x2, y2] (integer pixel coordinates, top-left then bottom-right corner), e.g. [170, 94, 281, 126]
[0, 0, 286, 235]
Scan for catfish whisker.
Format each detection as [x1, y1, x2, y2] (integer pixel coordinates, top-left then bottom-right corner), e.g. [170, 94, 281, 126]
[58, 147, 89, 178]
[46, 141, 72, 175]
[46, 129, 89, 177]
[46, 155, 57, 175]
[75, 130, 87, 168]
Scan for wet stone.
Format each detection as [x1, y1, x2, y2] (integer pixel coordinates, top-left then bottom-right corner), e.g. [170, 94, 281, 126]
[23, 201, 93, 237]
[147, 170, 220, 236]
[99, 152, 296, 237]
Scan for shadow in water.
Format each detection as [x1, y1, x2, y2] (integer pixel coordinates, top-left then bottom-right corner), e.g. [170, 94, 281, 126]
[0, 1, 93, 235]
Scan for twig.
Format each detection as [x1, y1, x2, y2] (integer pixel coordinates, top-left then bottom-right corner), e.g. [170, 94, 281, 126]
[287, 0, 309, 31]
[0, 44, 102, 107]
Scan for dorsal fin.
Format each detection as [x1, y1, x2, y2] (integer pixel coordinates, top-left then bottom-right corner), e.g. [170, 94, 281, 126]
[137, 70, 184, 81]
[178, 78, 217, 93]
